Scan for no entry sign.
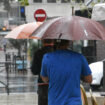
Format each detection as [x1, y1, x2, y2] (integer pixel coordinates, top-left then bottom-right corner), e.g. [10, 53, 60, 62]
[34, 9, 47, 22]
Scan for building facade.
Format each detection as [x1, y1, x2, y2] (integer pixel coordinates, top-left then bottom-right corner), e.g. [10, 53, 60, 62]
[0, 0, 105, 63]
[25, 0, 105, 63]
[25, 0, 89, 22]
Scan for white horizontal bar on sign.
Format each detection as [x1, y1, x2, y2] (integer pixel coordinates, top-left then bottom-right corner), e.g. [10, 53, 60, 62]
[35, 14, 46, 17]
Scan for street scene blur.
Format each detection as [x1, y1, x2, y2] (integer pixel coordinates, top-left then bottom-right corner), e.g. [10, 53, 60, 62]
[0, 0, 105, 105]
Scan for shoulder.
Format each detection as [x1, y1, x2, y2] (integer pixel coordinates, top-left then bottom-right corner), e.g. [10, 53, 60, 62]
[67, 50, 87, 61]
[43, 52, 53, 58]
[67, 50, 82, 56]
[43, 51, 56, 61]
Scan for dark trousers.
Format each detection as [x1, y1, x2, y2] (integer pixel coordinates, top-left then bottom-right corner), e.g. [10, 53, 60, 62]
[38, 84, 48, 105]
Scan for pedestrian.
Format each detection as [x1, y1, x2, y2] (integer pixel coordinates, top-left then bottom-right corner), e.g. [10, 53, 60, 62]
[41, 40, 92, 105]
[31, 39, 55, 105]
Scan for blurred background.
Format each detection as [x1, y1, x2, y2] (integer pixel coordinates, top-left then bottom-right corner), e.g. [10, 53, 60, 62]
[0, 0, 105, 105]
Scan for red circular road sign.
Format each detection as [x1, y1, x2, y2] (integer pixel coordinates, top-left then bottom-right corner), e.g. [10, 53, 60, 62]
[34, 9, 47, 22]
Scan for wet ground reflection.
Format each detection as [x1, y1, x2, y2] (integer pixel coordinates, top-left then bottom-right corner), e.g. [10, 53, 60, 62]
[0, 70, 38, 93]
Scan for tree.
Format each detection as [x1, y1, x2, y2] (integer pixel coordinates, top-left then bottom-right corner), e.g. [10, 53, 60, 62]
[18, 0, 29, 6]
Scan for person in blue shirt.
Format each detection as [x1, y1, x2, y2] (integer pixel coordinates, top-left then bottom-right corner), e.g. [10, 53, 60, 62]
[41, 40, 92, 105]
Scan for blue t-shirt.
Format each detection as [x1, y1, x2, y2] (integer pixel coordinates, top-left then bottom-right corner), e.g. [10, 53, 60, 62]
[41, 50, 91, 105]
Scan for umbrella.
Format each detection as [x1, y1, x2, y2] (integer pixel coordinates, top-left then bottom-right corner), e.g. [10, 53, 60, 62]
[5, 22, 42, 39]
[30, 16, 105, 40]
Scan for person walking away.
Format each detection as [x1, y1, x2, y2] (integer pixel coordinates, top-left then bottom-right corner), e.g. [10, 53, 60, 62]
[31, 40, 54, 105]
[41, 40, 92, 105]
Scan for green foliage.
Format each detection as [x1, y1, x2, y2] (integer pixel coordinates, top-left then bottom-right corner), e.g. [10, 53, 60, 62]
[91, 2, 95, 7]
[18, 0, 29, 6]
[81, 7, 87, 14]
[80, 7, 92, 18]
[98, 0, 100, 2]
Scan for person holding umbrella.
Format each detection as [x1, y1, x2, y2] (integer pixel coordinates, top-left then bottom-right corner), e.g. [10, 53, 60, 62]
[31, 39, 55, 105]
[41, 40, 92, 105]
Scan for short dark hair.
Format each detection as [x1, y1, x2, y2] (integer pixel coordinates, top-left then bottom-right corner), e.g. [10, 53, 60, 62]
[42, 39, 55, 44]
[55, 40, 69, 46]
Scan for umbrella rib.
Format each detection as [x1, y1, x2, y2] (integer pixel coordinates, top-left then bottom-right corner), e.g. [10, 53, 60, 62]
[59, 33, 62, 39]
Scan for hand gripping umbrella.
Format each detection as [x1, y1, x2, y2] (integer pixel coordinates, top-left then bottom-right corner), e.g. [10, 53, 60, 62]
[30, 16, 105, 40]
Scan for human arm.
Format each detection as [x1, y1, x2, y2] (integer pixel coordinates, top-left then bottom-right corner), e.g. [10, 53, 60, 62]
[81, 75, 92, 83]
[81, 55, 92, 83]
[31, 51, 41, 75]
[40, 76, 49, 83]
[40, 54, 49, 83]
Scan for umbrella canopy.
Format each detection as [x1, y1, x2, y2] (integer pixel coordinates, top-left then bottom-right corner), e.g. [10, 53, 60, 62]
[5, 22, 42, 39]
[30, 16, 105, 40]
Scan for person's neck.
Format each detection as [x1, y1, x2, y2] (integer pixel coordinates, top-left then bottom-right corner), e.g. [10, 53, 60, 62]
[43, 43, 54, 47]
[57, 46, 68, 50]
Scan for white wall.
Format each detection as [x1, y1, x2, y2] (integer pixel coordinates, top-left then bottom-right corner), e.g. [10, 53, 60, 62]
[25, 3, 81, 22]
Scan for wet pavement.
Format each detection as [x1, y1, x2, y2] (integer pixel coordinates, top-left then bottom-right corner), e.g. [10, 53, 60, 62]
[0, 51, 104, 105]
[0, 49, 39, 105]
[0, 93, 38, 105]
[0, 66, 104, 105]
[0, 69, 38, 94]
[0, 50, 38, 94]
[0, 66, 39, 105]
[0, 62, 103, 94]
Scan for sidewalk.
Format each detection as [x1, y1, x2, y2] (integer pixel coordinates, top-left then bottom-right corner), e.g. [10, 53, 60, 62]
[0, 92, 104, 105]
[0, 68, 38, 93]
[87, 92, 105, 105]
[0, 93, 38, 105]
